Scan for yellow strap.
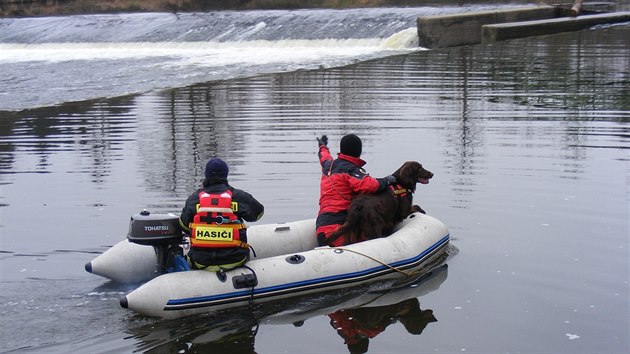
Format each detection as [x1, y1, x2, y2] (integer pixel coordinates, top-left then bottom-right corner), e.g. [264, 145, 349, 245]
[235, 240, 250, 248]
[198, 207, 233, 213]
[392, 188, 410, 195]
[190, 222, 246, 230]
[193, 256, 248, 272]
[192, 240, 250, 248]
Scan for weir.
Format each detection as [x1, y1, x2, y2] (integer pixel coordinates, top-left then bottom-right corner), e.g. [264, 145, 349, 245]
[416, 3, 630, 48]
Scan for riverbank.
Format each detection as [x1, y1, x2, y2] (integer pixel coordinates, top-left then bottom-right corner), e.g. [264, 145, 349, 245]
[1, 0, 555, 17]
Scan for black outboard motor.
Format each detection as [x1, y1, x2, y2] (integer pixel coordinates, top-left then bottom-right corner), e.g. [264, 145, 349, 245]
[127, 210, 185, 273]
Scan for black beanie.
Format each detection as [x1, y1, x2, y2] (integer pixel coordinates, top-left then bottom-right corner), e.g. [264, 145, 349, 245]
[205, 158, 229, 179]
[340, 134, 362, 158]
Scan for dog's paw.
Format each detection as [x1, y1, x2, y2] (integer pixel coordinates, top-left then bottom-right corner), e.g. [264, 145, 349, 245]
[411, 205, 426, 214]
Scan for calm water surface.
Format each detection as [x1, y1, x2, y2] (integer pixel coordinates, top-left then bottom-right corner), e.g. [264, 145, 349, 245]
[1, 7, 629, 354]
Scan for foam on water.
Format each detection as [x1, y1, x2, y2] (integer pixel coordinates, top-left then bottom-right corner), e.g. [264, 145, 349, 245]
[0, 29, 419, 64]
[0, 4, 527, 111]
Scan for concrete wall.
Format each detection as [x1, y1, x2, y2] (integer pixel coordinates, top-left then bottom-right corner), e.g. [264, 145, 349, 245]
[417, 6, 559, 49]
[481, 11, 630, 42]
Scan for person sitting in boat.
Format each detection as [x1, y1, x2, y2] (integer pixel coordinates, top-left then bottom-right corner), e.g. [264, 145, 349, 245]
[179, 157, 264, 271]
[315, 134, 396, 247]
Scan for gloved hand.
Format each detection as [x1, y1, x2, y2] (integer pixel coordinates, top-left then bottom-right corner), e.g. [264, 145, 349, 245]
[316, 135, 328, 147]
[384, 175, 397, 185]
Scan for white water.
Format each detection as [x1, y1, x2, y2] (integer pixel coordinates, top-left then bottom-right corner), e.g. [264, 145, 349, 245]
[1, 6, 509, 111]
[0, 35, 419, 64]
[0, 35, 421, 110]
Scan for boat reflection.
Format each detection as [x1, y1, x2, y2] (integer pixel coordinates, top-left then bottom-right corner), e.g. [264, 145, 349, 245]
[127, 264, 447, 353]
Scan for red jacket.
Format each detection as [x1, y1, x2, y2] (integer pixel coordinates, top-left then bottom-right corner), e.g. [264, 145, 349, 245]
[316, 145, 389, 244]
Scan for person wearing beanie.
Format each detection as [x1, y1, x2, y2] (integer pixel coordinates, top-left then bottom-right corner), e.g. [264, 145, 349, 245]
[315, 134, 396, 247]
[204, 157, 229, 179]
[340, 134, 362, 158]
[179, 157, 264, 270]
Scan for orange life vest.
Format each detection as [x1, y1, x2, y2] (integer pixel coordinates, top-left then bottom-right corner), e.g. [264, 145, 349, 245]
[189, 189, 247, 249]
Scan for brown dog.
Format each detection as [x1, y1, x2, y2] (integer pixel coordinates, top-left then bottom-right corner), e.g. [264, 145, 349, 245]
[329, 161, 433, 245]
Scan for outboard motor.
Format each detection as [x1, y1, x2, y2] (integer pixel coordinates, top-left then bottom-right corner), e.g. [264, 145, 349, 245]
[127, 210, 186, 273]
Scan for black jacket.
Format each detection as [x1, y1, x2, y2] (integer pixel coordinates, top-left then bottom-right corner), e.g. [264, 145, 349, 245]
[179, 177, 264, 267]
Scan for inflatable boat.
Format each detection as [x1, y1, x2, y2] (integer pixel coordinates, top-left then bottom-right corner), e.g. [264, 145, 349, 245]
[128, 264, 448, 352]
[86, 210, 450, 319]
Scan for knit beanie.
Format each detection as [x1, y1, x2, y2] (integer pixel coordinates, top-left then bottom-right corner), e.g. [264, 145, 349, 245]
[205, 158, 229, 179]
[340, 134, 362, 158]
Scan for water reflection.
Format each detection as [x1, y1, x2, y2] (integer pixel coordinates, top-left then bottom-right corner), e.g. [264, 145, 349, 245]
[328, 298, 436, 354]
[135, 313, 260, 354]
[1, 26, 628, 194]
[0, 96, 137, 182]
[126, 265, 447, 353]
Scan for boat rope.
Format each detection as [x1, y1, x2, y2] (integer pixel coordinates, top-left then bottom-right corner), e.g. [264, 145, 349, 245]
[242, 264, 258, 307]
[330, 247, 415, 277]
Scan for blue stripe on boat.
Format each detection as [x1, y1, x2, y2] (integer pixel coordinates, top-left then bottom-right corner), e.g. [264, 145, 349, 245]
[165, 234, 449, 310]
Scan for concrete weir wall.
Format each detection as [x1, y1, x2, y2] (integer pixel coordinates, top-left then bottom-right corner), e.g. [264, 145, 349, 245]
[417, 6, 630, 49]
[482, 11, 630, 42]
[417, 6, 559, 49]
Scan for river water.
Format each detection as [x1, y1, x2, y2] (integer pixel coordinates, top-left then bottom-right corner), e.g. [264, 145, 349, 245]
[1, 3, 629, 354]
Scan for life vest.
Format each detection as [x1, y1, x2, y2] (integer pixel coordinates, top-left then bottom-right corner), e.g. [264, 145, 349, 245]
[189, 189, 248, 249]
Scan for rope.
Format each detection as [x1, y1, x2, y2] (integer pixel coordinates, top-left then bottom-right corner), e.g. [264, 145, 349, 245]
[330, 247, 416, 277]
[242, 265, 258, 307]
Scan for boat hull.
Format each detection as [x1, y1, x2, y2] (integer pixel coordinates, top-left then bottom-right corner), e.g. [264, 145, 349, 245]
[121, 212, 449, 319]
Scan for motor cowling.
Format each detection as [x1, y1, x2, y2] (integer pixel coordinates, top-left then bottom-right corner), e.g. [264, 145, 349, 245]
[127, 210, 183, 246]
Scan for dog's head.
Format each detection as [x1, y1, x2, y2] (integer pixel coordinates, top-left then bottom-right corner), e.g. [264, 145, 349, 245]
[393, 161, 433, 192]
